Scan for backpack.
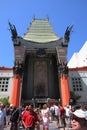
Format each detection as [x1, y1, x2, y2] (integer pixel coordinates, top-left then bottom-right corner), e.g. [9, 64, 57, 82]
[10, 108, 19, 122]
[50, 107, 55, 115]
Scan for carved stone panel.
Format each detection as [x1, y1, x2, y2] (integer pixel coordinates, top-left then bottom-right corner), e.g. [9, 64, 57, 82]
[34, 61, 48, 97]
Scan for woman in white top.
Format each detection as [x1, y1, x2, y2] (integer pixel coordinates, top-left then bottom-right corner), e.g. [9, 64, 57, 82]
[40, 104, 50, 130]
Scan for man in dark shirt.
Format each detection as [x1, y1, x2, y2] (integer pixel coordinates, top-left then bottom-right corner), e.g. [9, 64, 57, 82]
[10, 105, 21, 130]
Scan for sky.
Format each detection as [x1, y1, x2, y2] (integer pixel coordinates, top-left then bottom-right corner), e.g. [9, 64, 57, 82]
[0, 0, 87, 67]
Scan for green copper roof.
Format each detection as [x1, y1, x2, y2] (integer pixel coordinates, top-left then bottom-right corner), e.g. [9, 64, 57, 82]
[22, 19, 59, 43]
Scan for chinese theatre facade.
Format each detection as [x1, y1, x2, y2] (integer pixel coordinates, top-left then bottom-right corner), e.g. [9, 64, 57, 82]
[9, 17, 72, 107]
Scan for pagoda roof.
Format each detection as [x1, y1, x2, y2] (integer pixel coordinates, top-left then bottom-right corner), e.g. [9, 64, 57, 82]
[22, 19, 59, 43]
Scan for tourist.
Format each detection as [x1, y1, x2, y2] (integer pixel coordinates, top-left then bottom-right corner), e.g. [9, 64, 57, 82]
[0, 103, 6, 130]
[71, 109, 87, 130]
[22, 104, 39, 130]
[5, 105, 11, 125]
[34, 108, 40, 130]
[64, 105, 71, 128]
[40, 104, 50, 130]
[59, 105, 66, 127]
[53, 103, 60, 128]
[10, 105, 21, 130]
[1, 103, 6, 127]
[49, 103, 55, 121]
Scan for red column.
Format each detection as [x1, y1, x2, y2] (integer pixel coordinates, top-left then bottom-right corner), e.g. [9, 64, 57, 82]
[60, 74, 70, 107]
[10, 75, 21, 107]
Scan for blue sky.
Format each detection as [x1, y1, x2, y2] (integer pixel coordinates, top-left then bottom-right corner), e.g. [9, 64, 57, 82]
[0, 0, 87, 67]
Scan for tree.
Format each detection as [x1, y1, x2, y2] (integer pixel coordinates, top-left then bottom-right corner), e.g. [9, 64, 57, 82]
[0, 96, 9, 105]
[70, 91, 81, 105]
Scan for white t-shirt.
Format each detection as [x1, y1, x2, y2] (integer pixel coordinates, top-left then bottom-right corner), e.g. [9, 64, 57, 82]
[54, 105, 60, 116]
[65, 107, 71, 117]
[41, 109, 49, 123]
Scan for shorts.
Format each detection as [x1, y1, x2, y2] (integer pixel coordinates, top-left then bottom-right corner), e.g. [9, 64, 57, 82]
[27, 127, 34, 130]
[42, 122, 49, 129]
[54, 115, 59, 121]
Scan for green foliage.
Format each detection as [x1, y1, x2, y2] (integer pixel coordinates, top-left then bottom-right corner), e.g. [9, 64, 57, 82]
[0, 96, 9, 105]
[70, 91, 81, 105]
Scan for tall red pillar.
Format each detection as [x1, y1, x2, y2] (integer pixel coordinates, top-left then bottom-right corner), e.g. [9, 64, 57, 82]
[60, 74, 70, 107]
[10, 75, 21, 107]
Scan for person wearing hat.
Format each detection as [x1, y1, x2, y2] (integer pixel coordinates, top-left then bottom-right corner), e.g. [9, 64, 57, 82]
[71, 109, 87, 130]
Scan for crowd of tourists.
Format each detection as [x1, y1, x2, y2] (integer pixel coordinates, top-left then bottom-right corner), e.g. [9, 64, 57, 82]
[0, 102, 87, 130]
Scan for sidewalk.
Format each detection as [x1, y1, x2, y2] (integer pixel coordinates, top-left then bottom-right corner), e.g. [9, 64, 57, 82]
[4, 121, 73, 130]
[49, 120, 72, 130]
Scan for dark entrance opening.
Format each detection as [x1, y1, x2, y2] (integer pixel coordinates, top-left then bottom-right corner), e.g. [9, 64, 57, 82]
[21, 54, 60, 104]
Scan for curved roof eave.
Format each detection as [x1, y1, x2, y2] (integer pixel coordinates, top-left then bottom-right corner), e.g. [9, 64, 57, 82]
[22, 37, 59, 43]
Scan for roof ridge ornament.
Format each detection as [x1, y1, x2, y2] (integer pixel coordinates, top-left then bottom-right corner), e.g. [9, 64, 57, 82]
[32, 15, 35, 21]
[64, 24, 73, 42]
[46, 15, 49, 21]
[8, 21, 18, 40]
